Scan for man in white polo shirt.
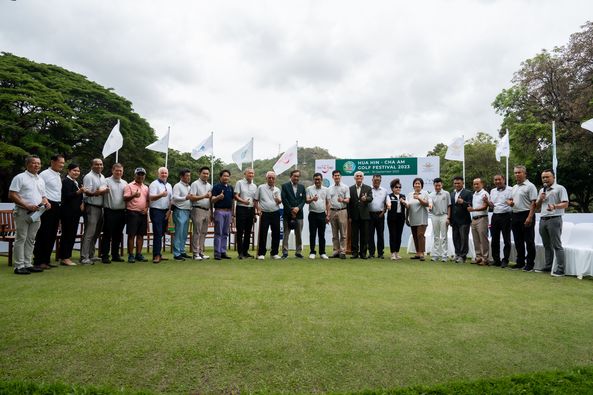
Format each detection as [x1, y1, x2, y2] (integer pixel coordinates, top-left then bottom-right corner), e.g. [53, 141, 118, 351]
[81, 158, 109, 264]
[33, 154, 64, 270]
[429, 177, 450, 262]
[149, 167, 172, 264]
[255, 171, 282, 260]
[488, 174, 512, 268]
[234, 168, 258, 259]
[328, 170, 350, 259]
[101, 163, 128, 263]
[535, 169, 569, 277]
[306, 172, 330, 259]
[189, 166, 212, 261]
[508, 165, 538, 271]
[9, 155, 50, 275]
[367, 174, 389, 259]
[468, 177, 490, 265]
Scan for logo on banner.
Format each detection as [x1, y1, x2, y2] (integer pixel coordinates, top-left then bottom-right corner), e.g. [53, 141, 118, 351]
[343, 161, 356, 173]
[322, 178, 331, 187]
[421, 161, 434, 172]
[320, 164, 332, 174]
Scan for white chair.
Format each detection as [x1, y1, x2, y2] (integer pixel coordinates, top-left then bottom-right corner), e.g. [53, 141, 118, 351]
[561, 223, 593, 278]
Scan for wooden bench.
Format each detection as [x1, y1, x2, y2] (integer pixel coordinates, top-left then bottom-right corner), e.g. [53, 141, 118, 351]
[0, 209, 16, 266]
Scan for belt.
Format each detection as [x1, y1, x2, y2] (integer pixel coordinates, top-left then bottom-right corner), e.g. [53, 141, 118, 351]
[49, 200, 61, 207]
[472, 215, 488, 220]
[540, 216, 561, 221]
[150, 207, 168, 211]
[85, 203, 103, 208]
[330, 207, 346, 211]
[370, 211, 383, 214]
[192, 206, 209, 211]
[215, 208, 232, 211]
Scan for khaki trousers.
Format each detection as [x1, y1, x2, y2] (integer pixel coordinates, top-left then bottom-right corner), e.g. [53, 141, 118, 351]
[191, 207, 210, 255]
[14, 207, 41, 269]
[329, 209, 348, 254]
[471, 216, 490, 261]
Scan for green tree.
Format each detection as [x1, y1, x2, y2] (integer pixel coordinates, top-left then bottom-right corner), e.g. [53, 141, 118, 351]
[492, 21, 593, 212]
[0, 52, 160, 200]
[427, 132, 505, 191]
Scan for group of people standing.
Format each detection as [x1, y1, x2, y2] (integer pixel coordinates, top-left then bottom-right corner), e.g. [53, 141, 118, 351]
[405, 165, 569, 277]
[7, 155, 569, 277]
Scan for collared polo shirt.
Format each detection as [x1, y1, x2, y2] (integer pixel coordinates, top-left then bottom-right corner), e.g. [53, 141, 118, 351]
[39, 168, 62, 202]
[172, 181, 192, 210]
[235, 178, 257, 208]
[256, 184, 281, 212]
[306, 185, 328, 213]
[430, 190, 450, 216]
[9, 171, 46, 206]
[328, 183, 349, 210]
[490, 186, 512, 214]
[511, 179, 538, 213]
[406, 190, 430, 226]
[149, 179, 172, 210]
[539, 183, 569, 217]
[212, 183, 234, 209]
[369, 187, 389, 212]
[124, 181, 149, 212]
[471, 189, 489, 218]
[83, 171, 107, 206]
[190, 179, 212, 209]
[104, 176, 128, 210]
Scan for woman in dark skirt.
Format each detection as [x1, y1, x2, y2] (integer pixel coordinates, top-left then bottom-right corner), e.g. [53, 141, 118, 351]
[58, 163, 85, 265]
[387, 178, 406, 260]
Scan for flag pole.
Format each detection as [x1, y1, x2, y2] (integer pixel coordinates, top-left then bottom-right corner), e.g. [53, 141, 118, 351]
[462, 134, 465, 188]
[552, 121, 558, 181]
[165, 126, 170, 168]
[115, 150, 118, 163]
[505, 129, 509, 186]
[210, 131, 214, 185]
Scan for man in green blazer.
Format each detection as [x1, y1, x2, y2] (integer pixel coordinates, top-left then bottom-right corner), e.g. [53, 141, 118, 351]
[281, 169, 306, 258]
[348, 171, 373, 259]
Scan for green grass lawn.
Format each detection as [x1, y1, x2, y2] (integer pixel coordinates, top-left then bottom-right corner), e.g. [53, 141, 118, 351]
[0, 249, 592, 394]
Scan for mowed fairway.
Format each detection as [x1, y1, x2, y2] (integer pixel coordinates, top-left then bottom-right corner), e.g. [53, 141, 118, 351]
[1, 252, 592, 394]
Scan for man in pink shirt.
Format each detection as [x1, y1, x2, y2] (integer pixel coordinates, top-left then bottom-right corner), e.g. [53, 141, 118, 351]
[124, 168, 149, 262]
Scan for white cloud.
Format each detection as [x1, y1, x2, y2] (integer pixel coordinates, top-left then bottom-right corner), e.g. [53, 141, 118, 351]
[1, 0, 591, 163]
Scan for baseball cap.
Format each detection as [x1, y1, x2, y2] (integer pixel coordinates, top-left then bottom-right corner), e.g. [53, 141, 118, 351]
[135, 167, 146, 175]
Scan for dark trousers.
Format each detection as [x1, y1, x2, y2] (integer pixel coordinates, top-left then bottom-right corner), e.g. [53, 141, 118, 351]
[236, 206, 255, 255]
[351, 218, 369, 257]
[387, 213, 405, 253]
[452, 223, 470, 259]
[33, 201, 61, 265]
[308, 211, 327, 255]
[491, 212, 511, 265]
[511, 210, 536, 269]
[150, 208, 168, 258]
[258, 211, 280, 256]
[368, 212, 385, 257]
[101, 208, 126, 258]
[58, 211, 81, 260]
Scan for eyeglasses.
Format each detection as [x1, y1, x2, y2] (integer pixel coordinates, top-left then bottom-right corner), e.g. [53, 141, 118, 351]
[393, 186, 401, 189]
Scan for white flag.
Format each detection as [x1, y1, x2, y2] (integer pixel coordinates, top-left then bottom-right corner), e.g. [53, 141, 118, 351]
[102, 120, 123, 159]
[191, 134, 213, 159]
[445, 136, 464, 162]
[232, 138, 253, 171]
[273, 144, 298, 176]
[495, 130, 510, 162]
[581, 118, 593, 133]
[145, 129, 170, 153]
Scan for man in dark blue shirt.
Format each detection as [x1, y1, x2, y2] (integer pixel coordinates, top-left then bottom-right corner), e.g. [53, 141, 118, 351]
[211, 169, 234, 260]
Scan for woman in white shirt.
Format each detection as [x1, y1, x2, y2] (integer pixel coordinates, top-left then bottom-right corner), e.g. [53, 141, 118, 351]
[403, 177, 430, 261]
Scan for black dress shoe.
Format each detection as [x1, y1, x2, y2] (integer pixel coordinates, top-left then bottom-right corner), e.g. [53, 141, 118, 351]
[14, 268, 31, 275]
[111, 256, 125, 262]
[351, 254, 359, 259]
[244, 253, 254, 258]
[181, 253, 192, 259]
[221, 254, 232, 259]
[238, 255, 244, 260]
[174, 255, 186, 261]
[28, 266, 44, 273]
[214, 256, 222, 261]
[48, 263, 59, 268]
[360, 255, 368, 260]
[295, 253, 304, 259]
[339, 254, 346, 259]
[377, 255, 384, 259]
[102, 257, 111, 264]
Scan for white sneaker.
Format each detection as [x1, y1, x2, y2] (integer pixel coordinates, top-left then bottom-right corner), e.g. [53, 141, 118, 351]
[391, 253, 396, 260]
[80, 258, 92, 265]
[309, 254, 316, 259]
[257, 255, 265, 260]
[431, 257, 438, 262]
[90, 257, 102, 263]
[395, 253, 402, 260]
[200, 254, 210, 260]
[193, 255, 203, 260]
[320, 254, 329, 259]
[441, 257, 448, 262]
[272, 255, 281, 260]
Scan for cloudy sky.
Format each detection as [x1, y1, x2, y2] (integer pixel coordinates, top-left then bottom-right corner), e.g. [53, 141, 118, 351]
[1, 1, 591, 163]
